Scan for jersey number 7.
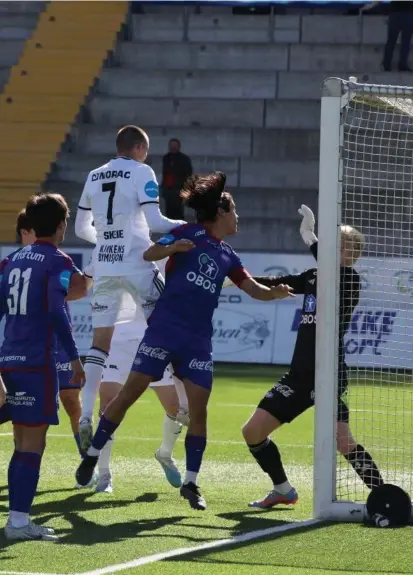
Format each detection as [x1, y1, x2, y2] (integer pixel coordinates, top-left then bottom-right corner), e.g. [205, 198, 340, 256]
[102, 182, 116, 225]
[7, 268, 32, 315]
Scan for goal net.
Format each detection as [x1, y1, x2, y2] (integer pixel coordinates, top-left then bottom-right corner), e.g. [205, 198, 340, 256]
[314, 77, 413, 522]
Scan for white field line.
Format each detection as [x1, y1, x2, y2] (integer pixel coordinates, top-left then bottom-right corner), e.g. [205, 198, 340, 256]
[0, 431, 410, 454]
[0, 518, 321, 575]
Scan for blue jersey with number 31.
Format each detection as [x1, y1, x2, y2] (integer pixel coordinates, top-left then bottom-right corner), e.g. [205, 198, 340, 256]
[0, 241, 79, 370]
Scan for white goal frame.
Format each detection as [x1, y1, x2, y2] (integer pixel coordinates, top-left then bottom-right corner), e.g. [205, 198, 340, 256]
[314, 77, 413, 523]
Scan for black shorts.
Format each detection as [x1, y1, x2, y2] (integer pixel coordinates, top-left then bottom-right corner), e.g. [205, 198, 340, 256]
[258, 368, 349, 424]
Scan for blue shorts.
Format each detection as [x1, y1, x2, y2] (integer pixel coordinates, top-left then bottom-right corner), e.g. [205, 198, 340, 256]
[0, 365, 59, 426]
[132, 323, 213, 390]
[57, 362, 80, 391]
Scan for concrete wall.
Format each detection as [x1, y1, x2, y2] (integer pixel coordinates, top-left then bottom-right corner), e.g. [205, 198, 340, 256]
[49, 10, 409, 250]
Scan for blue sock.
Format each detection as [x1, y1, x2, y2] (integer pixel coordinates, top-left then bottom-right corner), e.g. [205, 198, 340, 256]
[8, 450, 41, 514]
[74, 433, 86, 458]
[91, 416, 119, 451]
[185, 434, 207, 474]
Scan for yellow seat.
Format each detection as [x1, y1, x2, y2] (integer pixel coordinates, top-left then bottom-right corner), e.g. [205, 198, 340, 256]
[0, 0, 128, 229]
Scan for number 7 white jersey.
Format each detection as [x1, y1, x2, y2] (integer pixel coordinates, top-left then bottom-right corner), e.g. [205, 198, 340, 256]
[78, 157, 160, 276]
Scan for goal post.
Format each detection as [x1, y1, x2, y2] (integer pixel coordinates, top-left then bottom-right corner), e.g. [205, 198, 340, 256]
[314, 77, 413, 522]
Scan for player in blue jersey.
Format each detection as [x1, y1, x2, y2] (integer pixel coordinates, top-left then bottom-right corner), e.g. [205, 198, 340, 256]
[76, 172, 294, 509]
[0, 194, 85, 541]
[14, 210, 88, 471]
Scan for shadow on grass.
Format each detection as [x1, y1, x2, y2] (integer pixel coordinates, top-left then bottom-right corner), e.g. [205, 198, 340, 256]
[166, 516, 328, 567]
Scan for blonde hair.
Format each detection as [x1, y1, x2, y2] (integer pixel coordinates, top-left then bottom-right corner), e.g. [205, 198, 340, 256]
[340, 225, 365, 263]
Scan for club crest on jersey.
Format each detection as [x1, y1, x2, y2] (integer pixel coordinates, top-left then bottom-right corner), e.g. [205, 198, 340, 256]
[304, 294, 316, 313]
[199, 254, 218, 280]
[144, 180, 159, 199]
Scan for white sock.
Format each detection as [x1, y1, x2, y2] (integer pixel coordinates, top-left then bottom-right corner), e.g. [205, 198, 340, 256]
[9, 510, 29, 528]
[81, 347, 108, 419]
[88, 446, 100, 457]
[184, 471, 198, 485]
[273, 480, 293, 495]
[173, 376, 188, 412]
[98, 437, 114, 475]
[158, 413, 182, 458]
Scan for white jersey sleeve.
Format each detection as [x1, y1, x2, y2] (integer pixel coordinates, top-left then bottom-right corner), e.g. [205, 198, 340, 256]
[134, 164, 186, 233]
[135, 164, 160, 207]
[75, 180, 97, 244]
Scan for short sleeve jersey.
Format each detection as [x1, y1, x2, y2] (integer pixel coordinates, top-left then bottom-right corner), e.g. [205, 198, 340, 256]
[151, 224, 250, 338]
[0, 242, 77, 369]
[78, 157, 160, 276]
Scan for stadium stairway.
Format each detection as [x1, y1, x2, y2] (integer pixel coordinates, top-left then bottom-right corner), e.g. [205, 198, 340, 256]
[0, 0, 128, 243]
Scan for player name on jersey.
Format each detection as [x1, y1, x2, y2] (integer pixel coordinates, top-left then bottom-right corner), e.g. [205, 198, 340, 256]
[91, 170, 131, 181]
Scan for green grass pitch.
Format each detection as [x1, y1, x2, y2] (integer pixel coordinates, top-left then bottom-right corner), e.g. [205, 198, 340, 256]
[0, 364, 412, 575]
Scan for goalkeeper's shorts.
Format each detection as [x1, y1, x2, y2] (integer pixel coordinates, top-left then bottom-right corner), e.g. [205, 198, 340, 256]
[257, 368, 349, 424]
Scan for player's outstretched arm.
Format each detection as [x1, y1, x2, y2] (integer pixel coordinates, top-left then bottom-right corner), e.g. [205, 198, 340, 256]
[298, 204, 318, 247]
[143, 238, 195, 262]
[238, 278, 295, 301]
[141, 203, 186, 234]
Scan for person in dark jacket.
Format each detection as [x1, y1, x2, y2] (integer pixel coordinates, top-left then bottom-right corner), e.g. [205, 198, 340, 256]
[161, 139, 193, 220]
[382, 1, 413, 71]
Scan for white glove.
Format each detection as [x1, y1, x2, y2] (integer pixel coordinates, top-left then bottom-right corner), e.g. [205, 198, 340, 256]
[298, 204, 318, 246]
[223, 277, 234, 288]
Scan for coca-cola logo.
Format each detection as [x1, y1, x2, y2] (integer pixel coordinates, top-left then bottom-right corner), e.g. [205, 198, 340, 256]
[56, 362, 71, 371]
[138, 343, 168, 360]
[189, 359, 213, 371]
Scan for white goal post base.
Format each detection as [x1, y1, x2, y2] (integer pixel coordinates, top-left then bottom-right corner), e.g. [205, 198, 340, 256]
[320, 502, 413, 524]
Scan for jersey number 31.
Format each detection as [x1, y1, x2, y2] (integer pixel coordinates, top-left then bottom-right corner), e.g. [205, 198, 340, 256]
[7, 268, 32, 315]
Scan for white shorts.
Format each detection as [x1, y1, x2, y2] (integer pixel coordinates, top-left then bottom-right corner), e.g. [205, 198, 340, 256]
[92, 269, 164, 328]
[102, 328, 173, 388]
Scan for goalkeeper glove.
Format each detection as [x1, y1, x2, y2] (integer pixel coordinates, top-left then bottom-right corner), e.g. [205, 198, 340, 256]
[298, 204, 318, 246]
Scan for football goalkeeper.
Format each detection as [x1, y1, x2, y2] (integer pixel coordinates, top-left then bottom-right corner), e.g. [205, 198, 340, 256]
[242, 205, 384, 509]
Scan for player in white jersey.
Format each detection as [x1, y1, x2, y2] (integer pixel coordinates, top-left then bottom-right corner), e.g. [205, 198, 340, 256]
[74, 126, 185, 450]
[96, 318, 189, 493]
[81, 262, 189, 494]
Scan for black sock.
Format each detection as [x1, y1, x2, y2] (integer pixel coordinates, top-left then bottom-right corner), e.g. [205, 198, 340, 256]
[344, 444, 384, 489]
[248, 438, 288, 485]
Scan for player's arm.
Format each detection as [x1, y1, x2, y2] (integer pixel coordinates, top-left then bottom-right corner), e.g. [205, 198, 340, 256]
[239, 278, 294, 301]
[0, 375, 6, 408]
[252, 273, 307, 294]
[143, 231, 195, 262]
[138, 166, 186, 233]
[82, 260, 94, 291]
[227, 254, 294, 301]
[66, 266, 88, 301]
[75, 179, 97, 244]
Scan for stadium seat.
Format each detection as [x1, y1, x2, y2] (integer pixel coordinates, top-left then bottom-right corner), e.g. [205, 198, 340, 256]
[0, 0, 128, 241]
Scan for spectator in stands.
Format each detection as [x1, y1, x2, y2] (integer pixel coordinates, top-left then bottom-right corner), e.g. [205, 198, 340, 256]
[161, 139, 193, 220]
[381, 1, 413, 71]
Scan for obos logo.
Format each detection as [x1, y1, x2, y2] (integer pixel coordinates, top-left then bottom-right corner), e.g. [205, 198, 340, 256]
[186, 253, 218, 293]
[304, 294, 316, 313]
